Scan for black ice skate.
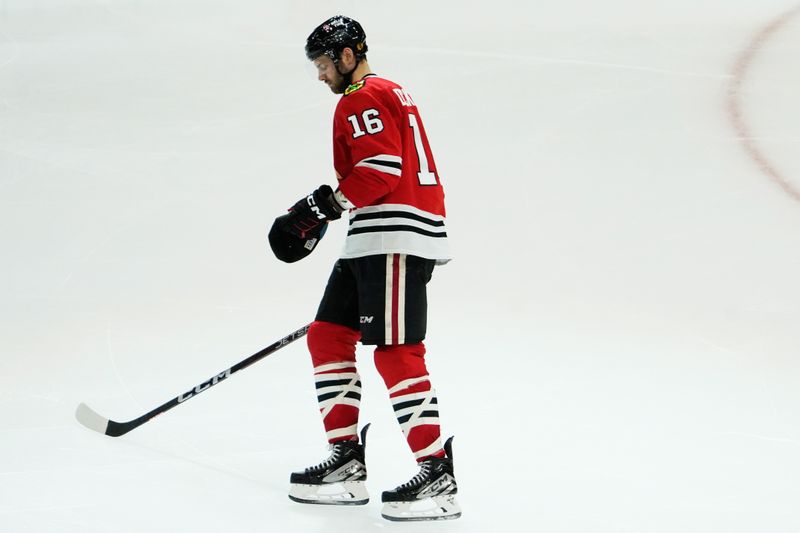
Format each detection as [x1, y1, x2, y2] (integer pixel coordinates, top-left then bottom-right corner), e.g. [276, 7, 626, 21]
[381, 436, 461, 521]
[289, 424, 370, 505]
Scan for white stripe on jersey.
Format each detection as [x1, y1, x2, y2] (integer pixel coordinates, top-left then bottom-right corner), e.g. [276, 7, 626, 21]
[341, 204, 451, 263]
[349, 216, 447, 235]
[348, 203, 445, 223]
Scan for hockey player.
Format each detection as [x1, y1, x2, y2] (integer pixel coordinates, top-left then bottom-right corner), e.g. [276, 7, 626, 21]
[276, 16, 460, 521]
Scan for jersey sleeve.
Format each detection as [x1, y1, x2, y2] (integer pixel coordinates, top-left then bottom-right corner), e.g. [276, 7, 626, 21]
[333, 89, 403, 208]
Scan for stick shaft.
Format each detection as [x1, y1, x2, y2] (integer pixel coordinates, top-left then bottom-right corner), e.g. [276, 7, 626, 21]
[90, 324, 310, 437]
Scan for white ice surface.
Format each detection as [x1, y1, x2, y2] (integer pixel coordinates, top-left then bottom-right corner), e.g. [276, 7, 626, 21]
[1, 1, 800, 531]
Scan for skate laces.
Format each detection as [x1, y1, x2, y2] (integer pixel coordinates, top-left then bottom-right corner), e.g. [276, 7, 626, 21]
[398, 460, 432, 490]
[309, 443, 343, 472]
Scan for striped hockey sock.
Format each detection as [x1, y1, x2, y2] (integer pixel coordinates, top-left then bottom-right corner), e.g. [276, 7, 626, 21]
[314, 361, 362, 442]
[307, 321, 362, 443]
[389, 376, 444, 460]
[375, 344, 444, 461]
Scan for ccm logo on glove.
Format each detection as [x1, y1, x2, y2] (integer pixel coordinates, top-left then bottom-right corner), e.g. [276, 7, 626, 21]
[306, 193, 326, 220]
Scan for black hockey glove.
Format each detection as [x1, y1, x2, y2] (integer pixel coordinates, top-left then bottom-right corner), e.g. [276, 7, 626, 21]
[283, 184, 344, 238]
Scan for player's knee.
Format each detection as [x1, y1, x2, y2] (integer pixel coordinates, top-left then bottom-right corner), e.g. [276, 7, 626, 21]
[307, 320, 360, 367]
[373, 343, 428, 388]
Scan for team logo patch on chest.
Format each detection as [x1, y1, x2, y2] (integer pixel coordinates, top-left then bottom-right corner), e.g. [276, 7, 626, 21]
[344, 80, 365, 95]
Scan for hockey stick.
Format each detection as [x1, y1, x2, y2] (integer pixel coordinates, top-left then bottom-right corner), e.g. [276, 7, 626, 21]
[75, 324, 310, 437]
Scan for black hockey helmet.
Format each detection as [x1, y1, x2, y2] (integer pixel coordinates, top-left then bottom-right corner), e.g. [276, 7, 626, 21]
[268, 214, 328, 263]
[305, 15, 368, 63]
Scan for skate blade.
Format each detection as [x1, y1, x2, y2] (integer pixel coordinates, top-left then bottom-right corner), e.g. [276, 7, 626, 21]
[381, 494, 461, 521]
[289, 480, 369, 506]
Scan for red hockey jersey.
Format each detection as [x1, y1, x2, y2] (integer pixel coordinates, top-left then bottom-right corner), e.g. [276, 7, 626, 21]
[332, 75, 450, 263]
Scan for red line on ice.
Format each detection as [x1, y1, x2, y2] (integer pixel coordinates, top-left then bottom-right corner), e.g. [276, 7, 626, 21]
[727, 5, 800, 203]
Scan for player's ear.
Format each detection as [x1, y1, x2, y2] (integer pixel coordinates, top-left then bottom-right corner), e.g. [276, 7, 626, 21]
[341, 47, 356, 68]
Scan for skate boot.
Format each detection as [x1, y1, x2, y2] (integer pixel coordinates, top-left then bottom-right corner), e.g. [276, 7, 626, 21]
[289, 424, 370, 505]
[381, 436, 461, 521]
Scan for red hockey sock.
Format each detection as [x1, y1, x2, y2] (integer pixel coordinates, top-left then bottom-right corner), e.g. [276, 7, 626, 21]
[307, 320, 362, 443]
[374, 343, 445, 461]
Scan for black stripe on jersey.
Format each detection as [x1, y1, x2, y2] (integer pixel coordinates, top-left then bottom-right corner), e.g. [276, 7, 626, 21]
[350, 211, 445, 227]
[363, 158, 402, 170]
[347, 225, 448, 238]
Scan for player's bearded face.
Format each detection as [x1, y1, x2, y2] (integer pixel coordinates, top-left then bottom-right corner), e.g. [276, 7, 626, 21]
[313, 57, 349, 94]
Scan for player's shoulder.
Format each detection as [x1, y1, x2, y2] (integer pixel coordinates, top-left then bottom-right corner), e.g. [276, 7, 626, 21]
[338, 75, 400, 107]
[346, 75, 400, 95]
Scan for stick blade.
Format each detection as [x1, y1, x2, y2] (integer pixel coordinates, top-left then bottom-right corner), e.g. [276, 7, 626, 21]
[75, 402, 111, 435]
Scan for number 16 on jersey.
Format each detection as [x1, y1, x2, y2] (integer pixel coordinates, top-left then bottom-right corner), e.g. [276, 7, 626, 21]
[347, 109, 438, 186]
